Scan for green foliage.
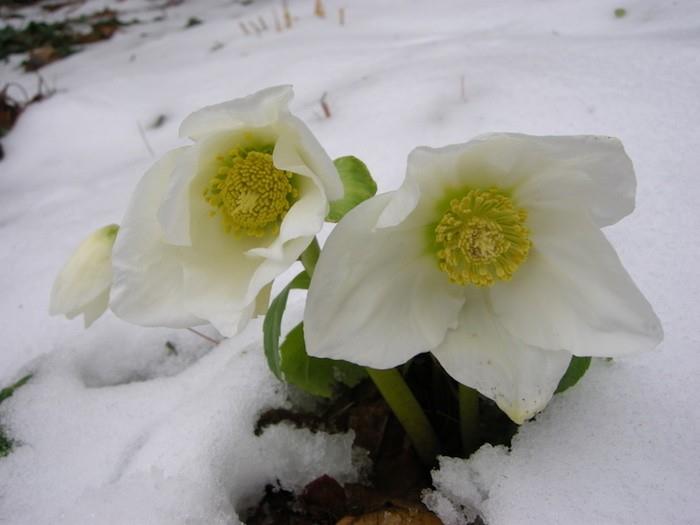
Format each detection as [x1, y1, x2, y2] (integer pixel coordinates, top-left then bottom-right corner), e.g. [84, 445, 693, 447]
[0, 21, 77, 61]
[263, 272, 365, 396]
[327, 156, 377, 222]
[555, 357, 591, 393]
[0, 374, 31, 404]
[185, 17, 203, 28]
[0, 432, 11, 458]
[263, 271, 311, 379]
[0, 9, 129, 69]
[280, 323, 365, 397]
[614, 7, 627, 18]
[0, 374, 32, 459]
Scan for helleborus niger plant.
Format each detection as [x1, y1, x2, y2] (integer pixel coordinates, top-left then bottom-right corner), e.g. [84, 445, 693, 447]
[51, 86, 662, 467]
[305, 134, 663, 425]
[109, 85, 343, 336]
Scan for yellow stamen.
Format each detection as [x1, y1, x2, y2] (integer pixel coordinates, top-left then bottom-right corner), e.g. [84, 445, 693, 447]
[434, 188, 531, 286]
[203, 147, 298, 237]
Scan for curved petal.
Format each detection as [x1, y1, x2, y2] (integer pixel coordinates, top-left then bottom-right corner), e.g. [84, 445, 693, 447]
[512, 135, 635, 227]
[246, 235, 311, 305]
[157, 145, 198, 246]
[377, 135, 550, 229]
[432, 290, 572, 424]
[489, 207, 663, 357]
[179, 152, 269, 336]
[50, 224, 117, 320]
[282, 114, 343, 201]
[82, 290, 110, 327]
[111, 149, 204, 328]
[179, 85, 294, 140]
[245, 126, 328, 262]
[379, 134, 635, 230]
[304, 193, 465, 368]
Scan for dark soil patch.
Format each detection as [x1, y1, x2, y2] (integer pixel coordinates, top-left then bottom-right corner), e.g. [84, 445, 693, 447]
[250, 355, 515, 523]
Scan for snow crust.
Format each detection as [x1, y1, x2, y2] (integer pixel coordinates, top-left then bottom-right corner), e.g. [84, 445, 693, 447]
[1, 0, 699, 523]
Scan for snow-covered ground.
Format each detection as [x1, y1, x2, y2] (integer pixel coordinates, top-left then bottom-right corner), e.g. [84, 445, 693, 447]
[1, 0, 699, 523]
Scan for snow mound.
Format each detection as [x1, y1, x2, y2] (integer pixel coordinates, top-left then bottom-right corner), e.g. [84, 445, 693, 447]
[0, 321, 365, 524]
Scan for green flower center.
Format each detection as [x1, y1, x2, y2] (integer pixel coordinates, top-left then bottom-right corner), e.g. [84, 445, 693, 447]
[434, 188, 531, 286]
[203, 147, 298, 237]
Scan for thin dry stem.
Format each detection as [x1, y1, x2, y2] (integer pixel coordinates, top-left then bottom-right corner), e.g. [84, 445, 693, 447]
[187, 327, 221, 345]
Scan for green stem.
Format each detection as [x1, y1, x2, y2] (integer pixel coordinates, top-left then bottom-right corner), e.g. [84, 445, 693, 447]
[366, 367, 439, 466]
[299, 237, 321, 277]
[458, 384, 480, 456]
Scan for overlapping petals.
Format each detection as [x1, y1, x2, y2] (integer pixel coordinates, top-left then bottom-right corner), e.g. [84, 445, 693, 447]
[110, 86, 342, 336]
[305, 133, 663, 423]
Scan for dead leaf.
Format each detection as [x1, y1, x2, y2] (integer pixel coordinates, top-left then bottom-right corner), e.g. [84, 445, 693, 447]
[24, 46, 60, 71]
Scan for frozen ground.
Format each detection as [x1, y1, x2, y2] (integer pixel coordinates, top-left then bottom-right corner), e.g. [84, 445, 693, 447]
[1, 0, 699, 523]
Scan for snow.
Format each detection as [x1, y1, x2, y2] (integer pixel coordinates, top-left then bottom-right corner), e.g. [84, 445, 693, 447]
[1, 0, 699, 523]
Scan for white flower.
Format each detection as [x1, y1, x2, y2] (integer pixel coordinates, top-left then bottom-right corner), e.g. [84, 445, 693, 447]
[304, 134, 663, 423]
[50, 224, 119, 327]
[110, 86, 342, 336]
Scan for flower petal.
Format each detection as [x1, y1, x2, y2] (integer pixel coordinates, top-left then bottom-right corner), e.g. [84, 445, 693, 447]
[432, 290, 572, 424]
[379, 134, 635, 230]
[490, 207, 663, 357]
[50, 224, 117, 321]
[178, 155, 269, 336]
[82, 291, 110, 328]
[508, 134, 635, 227]
[179, 85, 294, 140]
[245, 125, 329, 263]
[111, 149, 204, 328]
[304, 193, 465, 368]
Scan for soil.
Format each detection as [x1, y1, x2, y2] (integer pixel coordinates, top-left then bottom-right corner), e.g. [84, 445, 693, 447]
[249, 356, 514, 524]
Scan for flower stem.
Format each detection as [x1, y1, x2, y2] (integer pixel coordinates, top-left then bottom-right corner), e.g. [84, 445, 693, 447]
[299, 237, 321, 276]
[458, 384, 480, 456]
[366, 367, 439, 466]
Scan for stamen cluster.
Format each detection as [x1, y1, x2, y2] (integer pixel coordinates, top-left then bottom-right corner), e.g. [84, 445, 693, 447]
[435, 188, 531, 286]
[203, 147, 298, 237]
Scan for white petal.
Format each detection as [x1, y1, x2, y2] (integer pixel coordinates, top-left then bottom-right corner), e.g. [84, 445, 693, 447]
[432, 290, 572, 424]
[179, 85, 294, 140]
[246, 235, 310, 305]
[156, 146, 198, 246]
[82, 291, 110, 328]
[110, 149, 204, 328]
[281, 114, 343, 201]
[510, 134, 635, 227]
[179, 158, 268, 336]
[246, 126, 329, 262]
[377, 135, 548, 229]
[50, 224, 117, 324]
[304, 193, 465, 368]
[379, 134, 635, 230]
[490, 207, 663, 357]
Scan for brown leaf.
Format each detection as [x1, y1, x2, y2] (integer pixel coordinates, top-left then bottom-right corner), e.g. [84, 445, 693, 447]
[24, 46, 60, 71]
[301, 475, 347, 518]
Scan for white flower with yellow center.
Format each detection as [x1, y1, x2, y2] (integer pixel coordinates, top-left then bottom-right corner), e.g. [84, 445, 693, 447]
[110, 86, 342, 336]
[50, 224, 119, 327]
[304, 133, 663, 423]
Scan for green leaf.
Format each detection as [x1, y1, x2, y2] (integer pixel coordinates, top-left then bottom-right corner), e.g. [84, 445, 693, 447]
[327, 156, 377, 222]
[0, 374, 31, 405]
[280, 322, 366, 397]
[555, 356, 592, 393]
[263, 272, 310, 379]
[0, 374, 32, 458]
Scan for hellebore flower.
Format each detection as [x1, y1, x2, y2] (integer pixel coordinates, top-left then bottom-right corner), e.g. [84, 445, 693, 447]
[304, 134, 663, 423]
[110, 86, 342, 336]
[50, 224, 119, 327]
